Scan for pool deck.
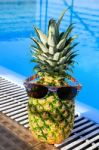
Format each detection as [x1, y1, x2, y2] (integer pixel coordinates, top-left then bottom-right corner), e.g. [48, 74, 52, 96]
[0, 65, 99, 124]
[0, 113, 58, 150]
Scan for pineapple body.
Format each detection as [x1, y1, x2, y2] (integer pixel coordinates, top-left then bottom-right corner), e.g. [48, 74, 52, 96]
[28, 77, 75, 144]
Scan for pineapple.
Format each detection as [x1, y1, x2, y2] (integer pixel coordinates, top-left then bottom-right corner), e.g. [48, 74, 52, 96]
[28, 10, 79, 144]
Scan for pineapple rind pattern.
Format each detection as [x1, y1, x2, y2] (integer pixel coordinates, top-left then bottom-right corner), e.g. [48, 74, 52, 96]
[28, 93, 75, 144]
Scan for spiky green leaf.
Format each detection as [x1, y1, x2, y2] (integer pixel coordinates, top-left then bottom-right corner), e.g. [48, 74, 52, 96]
[56, 38, 66, 50]
[38, 55, 47, 61]
[66, 66, 74, 73]
[48, 19, 59, 47]
[61, 45, 70, 55]
[62, 43, 78, 56]
[30, 59, 39, 63]
[58, 56, 66, 65]
[45, 60, 56, 67]
[63, 50, 78, 61]
[41, 53, 48, 58]
[31, 46, 41, 54]
[57, 9, 67, 28]
[69, 53, 78, 60]
[33, 65, 40, 71]
[65, 35, 78, 47]
[53, 52, 60, 61]
[49, 46, 55, 54]
[31, 37, 49, 53]
[60, 23, 74, 41]
[47, 33, 57, 47]
[33, 26, 47, 45]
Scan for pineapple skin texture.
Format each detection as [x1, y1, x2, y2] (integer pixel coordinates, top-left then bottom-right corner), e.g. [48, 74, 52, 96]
[28, 78, 75, 144]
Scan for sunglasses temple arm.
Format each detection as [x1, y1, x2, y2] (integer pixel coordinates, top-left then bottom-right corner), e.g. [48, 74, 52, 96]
[77, 84, 82, 90]
[67, 76, 82, 90]
[24, 74, 39, 87]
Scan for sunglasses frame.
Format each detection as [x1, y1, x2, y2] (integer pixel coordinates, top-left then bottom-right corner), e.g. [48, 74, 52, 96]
[24, 74, 82, 99]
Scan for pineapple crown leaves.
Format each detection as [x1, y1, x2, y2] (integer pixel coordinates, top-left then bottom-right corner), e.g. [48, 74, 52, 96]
[31, 9, 79, 78]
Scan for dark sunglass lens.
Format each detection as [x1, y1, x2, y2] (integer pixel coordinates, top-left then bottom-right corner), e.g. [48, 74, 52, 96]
[57, 87, 77, 100]
[28, 84, 48, 98]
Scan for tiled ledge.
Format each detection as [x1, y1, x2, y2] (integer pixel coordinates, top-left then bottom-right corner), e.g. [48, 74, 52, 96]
[0, 66, 25, 88]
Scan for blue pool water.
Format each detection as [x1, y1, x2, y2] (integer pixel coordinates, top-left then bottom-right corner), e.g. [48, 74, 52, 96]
[0, 0, 99, 109]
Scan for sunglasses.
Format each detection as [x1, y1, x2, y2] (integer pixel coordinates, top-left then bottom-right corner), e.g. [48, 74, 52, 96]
[24, 74, 82, 100]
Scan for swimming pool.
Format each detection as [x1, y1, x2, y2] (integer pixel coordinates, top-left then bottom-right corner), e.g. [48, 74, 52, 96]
[0, 0, 99, 109]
